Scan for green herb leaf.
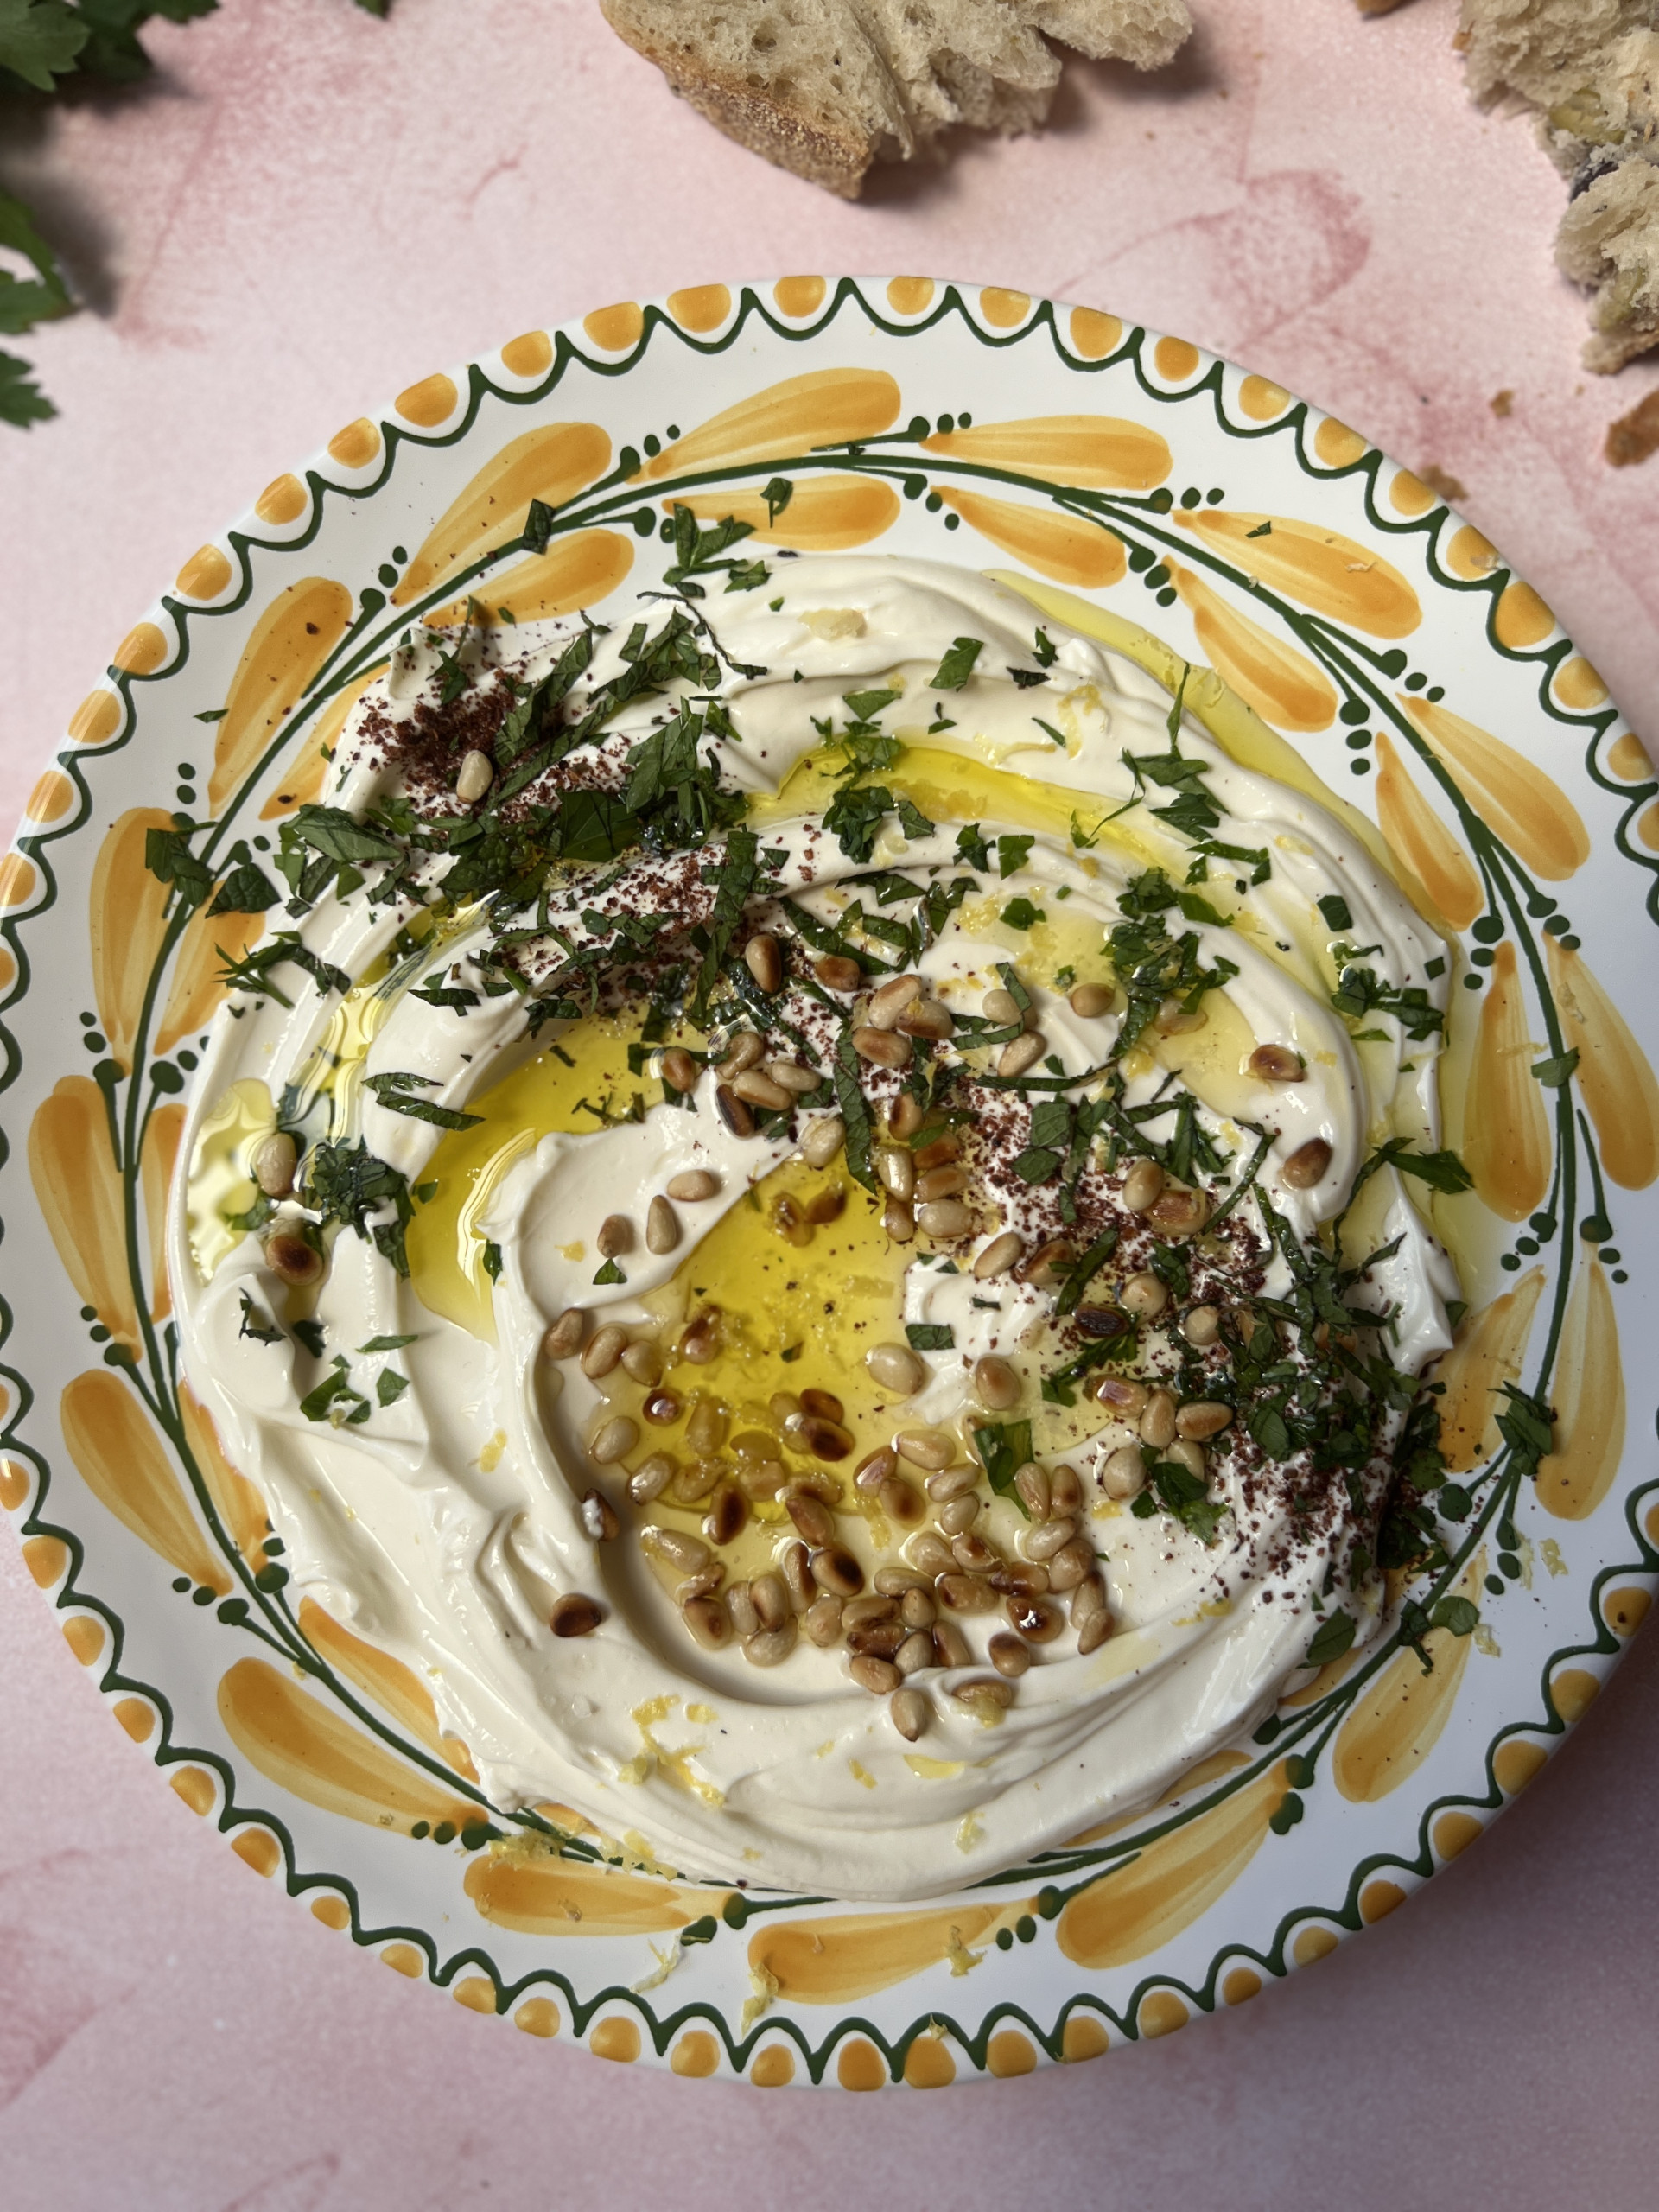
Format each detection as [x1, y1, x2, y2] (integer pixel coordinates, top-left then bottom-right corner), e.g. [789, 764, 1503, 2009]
[1317, 893, 1354, 933]
[0, 0, 88, 92]
[1530, 1049, 1580, 1088]
[1429, 1594, 1479, 1637]
[905, 1322, 955, 1351]
[237, 1290, 283, 1345]
[302, 1138, 416, 1277]
[1305, 1609, 1356, 1667]
[358, 1332, 420, 1352]
[593, 1256, 625, 1285]
[930, 636, 982, 691]
[292, 1318, 327, 1359]
[375, 1367, 411, 1407]
[971, 1417, 1033, 1503]
[997, 834, 1034, 879]
[1001, 896, 1044, 931]
[1033, 627, 1057, 666]
[833, 1027, 877, 1192]
[364, 1071, 485, 1130]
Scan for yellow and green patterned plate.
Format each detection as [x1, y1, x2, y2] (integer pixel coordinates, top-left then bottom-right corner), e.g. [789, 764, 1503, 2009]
[5, 278, 1656, 2087]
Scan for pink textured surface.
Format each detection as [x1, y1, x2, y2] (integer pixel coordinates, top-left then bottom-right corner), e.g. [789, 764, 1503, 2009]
[3, 0, 1657, 2199]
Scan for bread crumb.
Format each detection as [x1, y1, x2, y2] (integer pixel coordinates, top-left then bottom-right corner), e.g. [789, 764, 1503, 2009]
[1605, 387, 1659, 467]
[1416, 463, 1468, 504]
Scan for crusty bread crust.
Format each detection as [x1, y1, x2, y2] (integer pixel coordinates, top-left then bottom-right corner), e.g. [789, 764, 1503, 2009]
[606, 16, 874, 197]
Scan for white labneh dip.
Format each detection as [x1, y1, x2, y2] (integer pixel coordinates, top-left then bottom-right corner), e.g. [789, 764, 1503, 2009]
[174, 555, 1459, 1901]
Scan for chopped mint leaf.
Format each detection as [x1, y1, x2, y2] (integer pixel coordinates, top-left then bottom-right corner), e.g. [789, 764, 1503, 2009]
[1001, 897, 1044, 931]
[905, 1323, 955, 1351]
[376, 1367, 411, 1408]
[238, 1291, 283, 1345]
[930, 636, 982, 691]
[364, 1071, 485, 1130]
[593, 1256, 625, 1286]
[1317, 893, 1354, 933]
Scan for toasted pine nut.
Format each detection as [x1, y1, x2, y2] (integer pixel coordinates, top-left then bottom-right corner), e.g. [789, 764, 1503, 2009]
[800, 1114, 846, 1166]
[1094, 1375, 1149, 1416]
[1122, 1158, 1166, 1213]
[866, 1342, 925, 1395]
[590, 1414, 638, 1465]
[895, 1428, 953, 1471]
[988, 1631, 1030, 1677]
[628, 1453, 676, 1504]
[900, 1588, 936, 1630]
[1049, 1464, 1081, 1516]
[798, 1414, 855, 1461]
[810, 1545, 864, 1597]
[715, 1084, 755, 1138]
[682, 1595, 731, 1649]
[645, 1196, 680, 1255]
[990, 1561, 1050, 1599]
[868, 974, 922, 1028]
[998, 1032, 1046, 1077]
[660, 1047, 700, 1096]
[1177, 1400, 1234, 1440]
[851, 1654, 902, 1694]
[669, 1460, 719, 1506]
[880, 1476, 925, 1526]
[455, 748, 494, 803]
[1046, 1538, 1096, 1592]
[938, 1573, 997, 1613]
[898, 998, 953, 1040]
[1007, 1594, 1064, 1643]
[1100, 1445, 1146, 1500]
[876, 1147, 915, 1199]
[887, 1093, 924, 1139]
[891, 1687, 931, 1740]
[1014, 1462, 1050, 1520]
[932, 1621, 971, 1669]
[718, 1032, 765, 1077]
[1140, 1390, 1178, 1449]
[666, 1167, 720, 1202]
[738, 1573, 782, 1633]
[685, 1397, 726, 1454]
[925, 1464, 981, 1502]
[918, 1198, 972, 1236]
[703, 1482, 747, 1547]
[549, 1592, 603, 1637]
[733, 1069, 793, 1110]
[253, 1131, 297, 1197]
[842, 1594, 897, 1630]
[643, 1389, 682, 1426]
[745, 933, 783, 993]
[973, 1231, 1023, 1279]
[814, 955, 862, 992]
[951, 1675, 1014, 1709]
[620, 1339, 662, 1387]
[907, 1532, 956, 1579]
[917, 1164, 969, 1202]
[1069, 982, 1113, 1018]
[780, 1542, 815, 1611]
[982, 988, 1022, 1023]
[1249, 1043, 1304, 1083]
[786, 1490, 836, 1547]
[745, 1621, 798, 1667]
[938, 1494, 979, 1537]
[875, 1565, 929, 1595]
[265, 1232, 322, 1287]
[766, 1058, 821, 1093]
[884, 1198, 916, 1243]
[1120, 1271, 1168, 1319]
[1019, 1238, 1071, 1287]
[853, 1026, 912, 1069]
[856, 1446, 899, 1491]
[803, 1594, 843, 1646]
[1148, 1186, 1208, 1237]
[1183, 1304, 1222, 1347]
[1077, 1609, 1113, 1655]
[543, 1307, 587, 1360]
[728, 1581, 760, 1638]
[972, 1356, 1020, 1411]
[642, 1525, 709, 1573]
[1167, 1439, 1208, 1482]
[1071, 1573, 1109, 1628]
[580, 1488, 619, 1542]
[1024, 1515, 1077, 1562]
[596, 1213, 633, 1259]
[1281, 1136, 1333, 1188]
[895, 1630, 934, 1676]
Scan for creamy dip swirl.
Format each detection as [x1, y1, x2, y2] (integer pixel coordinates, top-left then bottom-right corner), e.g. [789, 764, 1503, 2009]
[174, 556, 1457, 1901]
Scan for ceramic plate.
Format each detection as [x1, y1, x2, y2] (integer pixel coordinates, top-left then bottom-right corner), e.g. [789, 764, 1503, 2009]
[6, 278, 1656, 2088]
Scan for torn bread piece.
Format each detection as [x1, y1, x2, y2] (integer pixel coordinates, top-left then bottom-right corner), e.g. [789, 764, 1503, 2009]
[600, 0, 1192, 198]
[1450, 1, 1659, 371]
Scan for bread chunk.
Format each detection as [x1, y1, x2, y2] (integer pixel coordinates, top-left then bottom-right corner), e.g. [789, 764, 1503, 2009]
[601, 0, 1192, 198]
[1444, 1, 1659, 371]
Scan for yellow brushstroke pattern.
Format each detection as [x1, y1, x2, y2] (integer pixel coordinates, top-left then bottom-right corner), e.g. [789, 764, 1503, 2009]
[141, 1102, 184, 1321]
[464, 1847, 727, 1936]
[1535, 1256, 1624, 1520]
[392, 423, 612, 607]
[89, 808, 172, 1072]
[156, 904, 264, 1057]
[1174, 510, 1420, 638]
[298, 1595, 479, 1780]
[218, 1656, 477, 1834]
[207, 580, 353, 816]
[922, 413, 1170, 491]
[1333, 1554, 1484, 1802]
[423, 530, 633, 629]
[1373, 732, 1484, 931]
[632, 368, 900, 485]
[29, 1077, 137, 1345]
[1401, 695, 1588, 881]
[1170, 564, 1337, 731]
[61, 1369, 229, 1593]
[1546, 936, 1659, 1189]
[179, 1384, 269, 1569]
[259, 664, 384, 823]
[747, 1902, 1017, 2004]
[666, 476, 899, 551]
[1464, 943, 1552, 1221]
[934, 486, 1125, 588]
[1435, 1272, 1545, 1473]
[1055, 1761, 1293, 1967]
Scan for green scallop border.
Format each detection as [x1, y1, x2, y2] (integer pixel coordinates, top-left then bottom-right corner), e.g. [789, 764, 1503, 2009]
[4, 277, 1656, 2085]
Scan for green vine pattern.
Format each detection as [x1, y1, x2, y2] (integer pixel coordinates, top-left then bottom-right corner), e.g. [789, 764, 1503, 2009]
[3, 280, 1656, 2080]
